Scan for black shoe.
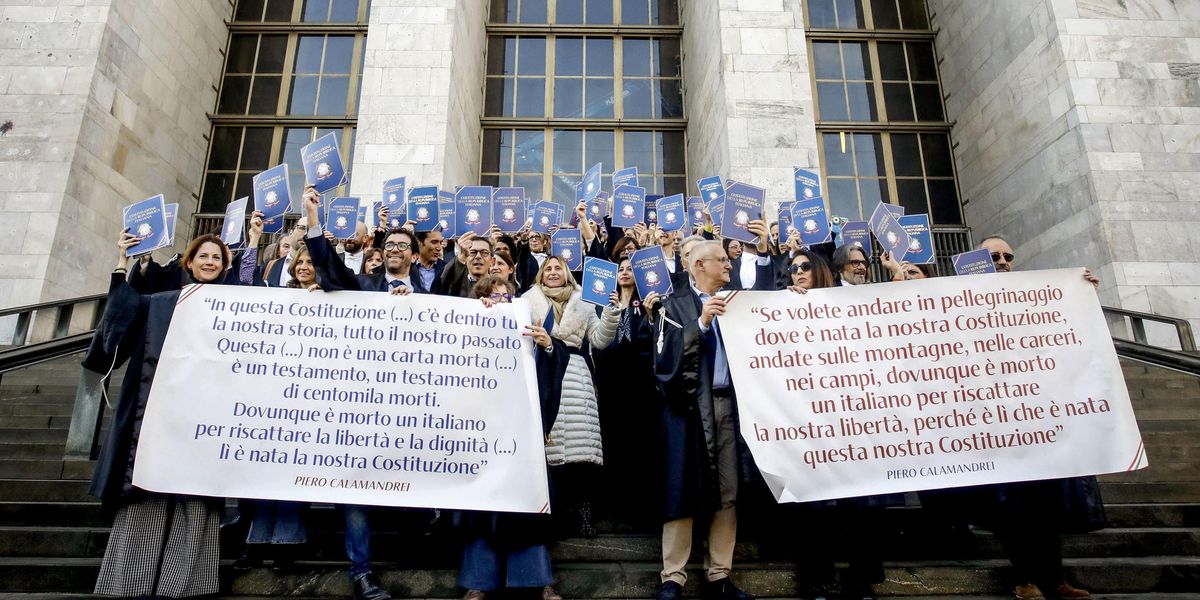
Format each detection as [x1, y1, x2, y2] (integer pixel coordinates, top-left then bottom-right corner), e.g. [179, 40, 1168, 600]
[353, 572, 392, 600]
[702, 578, 754, 600]
[232, 546, 264, 570]
[656, 581, 683, 600]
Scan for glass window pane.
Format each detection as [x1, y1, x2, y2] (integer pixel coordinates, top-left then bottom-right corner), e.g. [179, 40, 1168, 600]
[890, 134, 922, 176]
[522, 0, 548, 23]
[209, 127, 242, 170]
[657, 79, 683, 118]
[585, 130, 615, 173]
[622, 78, 653, 119]
[495, 37, 516, 76]
[228, 35, 258, 73]
[912, 83, 943, 121]
[585, 78, 615, 118]
[898, 0, 929, 29]
[555, 77, 583, 118]
[513, 130, 544, 173]
[883, 83, 914, 121]
[236, 0, 266, 22]
[514, 78, 545, 117]
[518, 38, 546, 75]
[841, 42, 870, 80]
[294, 36, 325, 73]
[623, 39, 652, 77]
[553, 130, 583, 174]
[624, 131, 655, 174]
[823, 133, 855, 176]
[240, 127, 274, 170]
[859, 179, 888, 212]
[491, 0, 515, 22]
[218, 76, 251, 114]
[664, 176, 685, 195]
[323, 36, 355, 73]
[249, 75, 281, 114]
[256, 35, 288, 73]
[558, 0, 584, 23]
[896, 179, 928, 214]
[501, 78, 517, 116]
[907, 43, 937, 81]
[202, 173, 235, 212]
[656, 38, 681, 77]
[928, 179, 961, 224]
[265, 0, 294, 21]
[587, 38, 613, 76]
[514, 175, 543, 200]
[556, 38, 583, 76]
[812, 42, 842, 80]
[870, 0, 901, 28]
[827, 179, 860, 219]
[817, 82, 848, 120]
[653, 0, 679, 25]
[289, 76, 318, 114]
[921, 134, 954, 177]
[853, 133, 885, 175]
[481, 174, 502, 188]
[329, 0, 359, 21]
[587, 0, 613, 23]
[877, 42, 907, 80]
[846, 82, 877, 121]
[808, 0, 837, 27]
[835, 0, 865, 28]
[661, 131, 685, 173]
[316, 75, 349, 115]
[482, 129, 504, 173]
[302, 0, 329, 21]
[623, 0, 649, 24]
[485, 77, 508, 116]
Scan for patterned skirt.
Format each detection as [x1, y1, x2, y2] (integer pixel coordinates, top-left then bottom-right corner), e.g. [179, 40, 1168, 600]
[95, 495, 221, 597]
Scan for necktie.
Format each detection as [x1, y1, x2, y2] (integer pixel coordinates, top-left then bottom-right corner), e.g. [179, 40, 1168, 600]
[389, 279, 403, 289]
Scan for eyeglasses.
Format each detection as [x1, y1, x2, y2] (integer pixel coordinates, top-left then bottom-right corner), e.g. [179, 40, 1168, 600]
[848, 259, 868, 268]
[788, 262, 813, 274]
[468, 249, 493, 257]
[488, 293, 513, 302]
[700, 257, 731, 264]
[384, 242, 411, 251]
[991, 252, 1014, 263]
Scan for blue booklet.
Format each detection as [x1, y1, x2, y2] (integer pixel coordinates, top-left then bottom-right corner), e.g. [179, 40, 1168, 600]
[221, 197, 248, 247]
[122, 194, 169, 256]
[300, 132, 346, 194]
[791, 198, 832, 246]
[657, 194, 687, 232]
[581, 257, 618, 307]
[898, 214, 934, 264]
[777, 201, 795, 238]
[553, 203, 565, 227]
[794, 167, 822, 201]
[581, 163, 603, 203]
[551, 228, 583, 271]
[953, 248, 997, 276]
[837, 221, 872, 258]
[531, 201, 558, 234]
[612, 185, 646, 229]
[327, 197, 361, 239]
[697, 176, 724, 205]
[408, 185, 439, 232]
[645, 195, 661, 227]
[438, 190, 457, 238]
[586, 190, 610, 222]
[869, 202, 911, 259]
[492, 187, 526, 233]
[687, 196, 706, 231]
[252, 164, 290, 227]
[613, 166, 638, 189]
[163, 203, 179, 245]
[455, 186, 493, 237]
[631, 246, 674, 299]
[710, 200, 724, 227]
[382, 176, 406, 227]
[721, 181, 765, 244]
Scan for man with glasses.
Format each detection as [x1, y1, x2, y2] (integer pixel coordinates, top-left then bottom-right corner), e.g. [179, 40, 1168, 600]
[832, 244, 871, 286]
[435, 232, 496, 297]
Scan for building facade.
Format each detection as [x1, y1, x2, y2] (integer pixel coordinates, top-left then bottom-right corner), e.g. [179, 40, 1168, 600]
[0, 0, 1197, 343]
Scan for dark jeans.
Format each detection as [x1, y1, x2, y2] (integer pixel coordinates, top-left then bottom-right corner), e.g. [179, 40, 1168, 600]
[343, 504, 373, 578]
[457, 536, 553, 591]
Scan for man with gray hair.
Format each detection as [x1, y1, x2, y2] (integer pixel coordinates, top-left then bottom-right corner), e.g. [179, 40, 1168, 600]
[832, 243, 870, 286]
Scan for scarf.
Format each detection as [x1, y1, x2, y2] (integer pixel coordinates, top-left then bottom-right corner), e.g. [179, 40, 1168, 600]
[538, 283, 575, 324]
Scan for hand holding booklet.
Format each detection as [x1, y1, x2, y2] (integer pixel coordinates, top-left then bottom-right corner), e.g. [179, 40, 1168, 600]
[122, 194, 169, 256]
[581, 257, 618, 306]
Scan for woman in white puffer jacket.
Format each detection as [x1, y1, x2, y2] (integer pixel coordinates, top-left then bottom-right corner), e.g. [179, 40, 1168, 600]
[521, 256, 620, 536]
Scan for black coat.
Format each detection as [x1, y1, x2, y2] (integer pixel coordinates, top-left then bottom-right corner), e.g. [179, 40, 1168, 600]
[726, 254, 778, 291]
[254, 255, 286, 287]
[308, 234, 429, 294]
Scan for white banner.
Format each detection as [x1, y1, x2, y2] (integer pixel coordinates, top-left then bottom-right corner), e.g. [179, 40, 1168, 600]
[133, 285, 551, 513]
[722, 269, 1146, 503]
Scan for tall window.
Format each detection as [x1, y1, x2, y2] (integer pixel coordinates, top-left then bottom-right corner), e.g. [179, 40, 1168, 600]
[805, 0, 963, 228]
[483, 0, 685, 203]
[197, 0, 367, 221]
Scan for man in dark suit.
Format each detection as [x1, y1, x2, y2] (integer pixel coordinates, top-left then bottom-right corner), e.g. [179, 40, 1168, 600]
[724, 224, 776, 291]
[413, 230, 446, 292]
[642, 230, 767, 600]
[433, 232, 494, 297]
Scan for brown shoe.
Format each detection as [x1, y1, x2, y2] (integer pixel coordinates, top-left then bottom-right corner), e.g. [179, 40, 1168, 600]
[542, 585, 563, 600]
[463, 590, 485, 600]
[1051, 582, 1090, 599]
[1013, 583, 1045, 600]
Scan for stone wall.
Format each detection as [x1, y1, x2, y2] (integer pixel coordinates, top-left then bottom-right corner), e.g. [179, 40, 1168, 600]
[681, 0, 819, 211]
[930, 0, 1200, 344]
[0, 0, 228, 310]
[350, 0, 485, 202]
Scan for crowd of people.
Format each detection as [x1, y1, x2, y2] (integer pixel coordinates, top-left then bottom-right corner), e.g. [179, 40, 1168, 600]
[89, 183, 1106, 600]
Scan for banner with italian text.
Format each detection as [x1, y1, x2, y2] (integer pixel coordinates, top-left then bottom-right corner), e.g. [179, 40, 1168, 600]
[132, 285, 551, 513]
[721, 269, 1146, 503]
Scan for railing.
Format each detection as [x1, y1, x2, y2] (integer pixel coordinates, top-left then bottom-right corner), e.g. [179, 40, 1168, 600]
[1103, 306, 1200, 375]
[1, 294, 107, 349]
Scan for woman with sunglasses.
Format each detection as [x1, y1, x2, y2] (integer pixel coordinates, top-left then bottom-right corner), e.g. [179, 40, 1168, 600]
[784, 248, 836, 293]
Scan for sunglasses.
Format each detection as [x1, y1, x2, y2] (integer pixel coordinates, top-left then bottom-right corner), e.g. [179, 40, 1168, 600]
[788, 262, 813, 274]
[991, 252, 1014, 263]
